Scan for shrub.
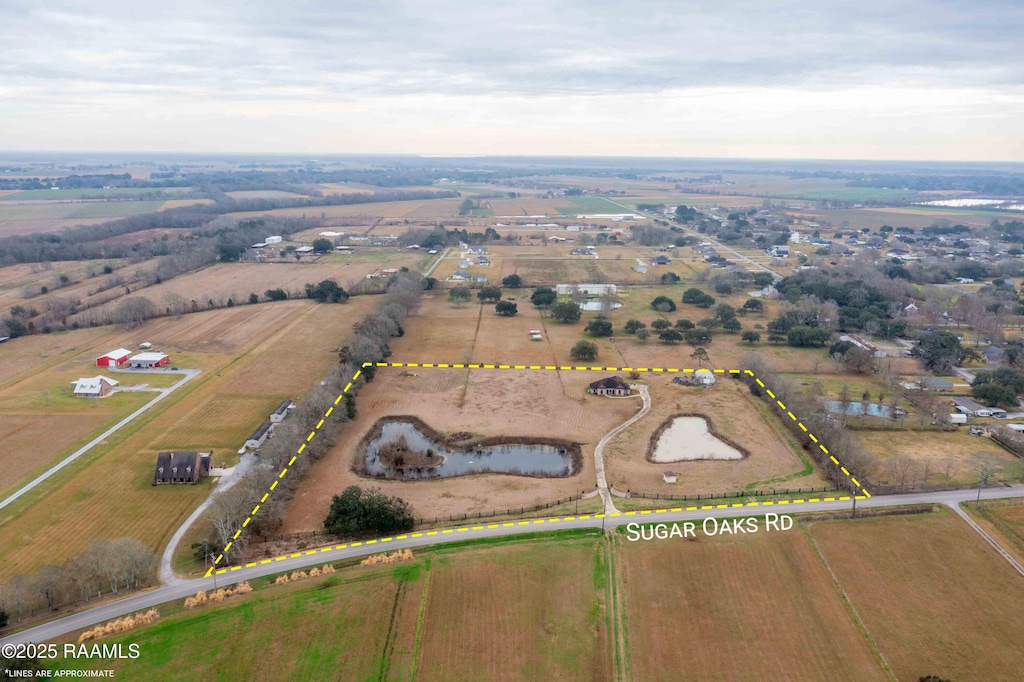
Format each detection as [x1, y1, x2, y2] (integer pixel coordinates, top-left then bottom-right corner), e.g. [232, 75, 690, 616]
[324, 486, 414, 538]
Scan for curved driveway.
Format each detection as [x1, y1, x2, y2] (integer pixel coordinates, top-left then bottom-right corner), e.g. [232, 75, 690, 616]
[594, 385, 650, 514]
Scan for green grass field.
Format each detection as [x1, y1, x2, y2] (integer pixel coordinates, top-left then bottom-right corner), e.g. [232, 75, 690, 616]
[0, 188, 191, 201]
[779, 188, 912, 202]
[560, 196, 633, 214]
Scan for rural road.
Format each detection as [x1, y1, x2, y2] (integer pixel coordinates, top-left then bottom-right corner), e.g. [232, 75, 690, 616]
[0, 368, 201, 513]
[5, 484, 1023, 646]
[593, 385, 651, 514]
[158, 454, 254, 585]
[422, 247, 450, 277]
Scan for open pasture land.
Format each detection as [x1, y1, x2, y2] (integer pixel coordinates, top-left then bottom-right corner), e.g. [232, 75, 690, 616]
[415, 535, 610, 681]
[627, 192, 763, 209]
[282, 295, 640, 530]
[0, 259, 126, 309]
[967, 501, 1024, 566]
[558, 196, 634, 214]
[69, 257, 416, 324]
[486, 196, 570, 215]
[56, 563, 423, 681]
[158, 198, 215, 210]
[60, 533, 608, 681]
[0, 200, 167, 223]
[619, 526, 886, 681]
[228, 197, 463, 222]
[314, 182, 378, 195]
[604, 378, 823, 494]
[0, 299, 372, 579]
[223, 190, 310, 200]
[0, 188, 192, 201]
[856, 429, 1021, 486]
[808, 510, 1024, 681]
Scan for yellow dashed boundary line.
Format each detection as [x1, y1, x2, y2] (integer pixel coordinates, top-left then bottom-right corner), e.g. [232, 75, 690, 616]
[205, 361, 869, 577]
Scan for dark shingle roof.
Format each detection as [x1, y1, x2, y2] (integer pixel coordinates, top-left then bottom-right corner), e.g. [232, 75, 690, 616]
[589, 376, 630, 391]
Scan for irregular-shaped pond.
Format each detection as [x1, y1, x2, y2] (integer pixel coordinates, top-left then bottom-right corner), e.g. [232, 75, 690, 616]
[649, 416, 744, 462]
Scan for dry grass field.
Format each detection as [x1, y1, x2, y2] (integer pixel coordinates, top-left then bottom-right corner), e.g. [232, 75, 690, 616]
[808, 510, 1024, 681]
[0, 298, 373, 579]
[618, 527, 886, 680]
[604, 378, 824, 495]
[227, 198, 462, 222]
[856, 430, 1021, 486]
[415, 536, 610, 680]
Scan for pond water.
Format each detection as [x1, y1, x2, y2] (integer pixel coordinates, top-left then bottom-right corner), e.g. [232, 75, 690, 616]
[824, 401, 893, 418]
[650, 416, 743, 462]
[363, 421, 573, 479]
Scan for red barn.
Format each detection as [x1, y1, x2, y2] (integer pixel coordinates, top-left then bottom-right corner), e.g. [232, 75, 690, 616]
[96, 348, 132, 368]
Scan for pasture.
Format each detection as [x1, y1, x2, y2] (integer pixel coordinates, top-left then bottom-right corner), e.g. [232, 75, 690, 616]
[856, 429, 1021, 487]
[0, 188, 191, 201]
[618, 526, 886, 680]
[808, 510, 1024, 681]
[0, 299, 373, 579]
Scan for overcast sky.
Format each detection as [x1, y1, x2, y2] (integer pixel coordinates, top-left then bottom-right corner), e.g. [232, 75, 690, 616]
[2, 0, 1023, 160]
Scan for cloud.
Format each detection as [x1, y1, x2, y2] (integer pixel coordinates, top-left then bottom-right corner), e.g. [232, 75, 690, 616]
[2, 0, 1023, 102]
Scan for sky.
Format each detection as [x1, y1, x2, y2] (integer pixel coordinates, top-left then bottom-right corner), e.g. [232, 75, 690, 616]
[2, 0, 1023, 161]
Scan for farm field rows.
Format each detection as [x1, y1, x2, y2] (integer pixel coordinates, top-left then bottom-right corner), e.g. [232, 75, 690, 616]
[0, 297, 373, 580]
[57, 510, 1024, 680]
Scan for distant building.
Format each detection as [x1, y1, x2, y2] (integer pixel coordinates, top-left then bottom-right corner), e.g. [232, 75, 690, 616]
[70, 375, 118, 398]
[662, 471, 678, 484]
[246, 422, 274, 449]
[451, 270, 471, 281]
[127, 352, 169, 368]
[96, 348, 132, 368]
[983, 346, 1006, 365]
[153, 451, 210, 485]
[587, 376, 631, 396]
[954, 398, 1007, 418]
[265, 236, 283, 244]
[649, 255, 672, 266]
[556, 284, 617, 296]
[771, 245, 790, 257]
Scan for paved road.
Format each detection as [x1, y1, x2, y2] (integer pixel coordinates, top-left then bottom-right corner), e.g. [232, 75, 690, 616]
[5, 484, 1023, 646]
[0, 368, 201, 512]
[422, 247, 450, 277]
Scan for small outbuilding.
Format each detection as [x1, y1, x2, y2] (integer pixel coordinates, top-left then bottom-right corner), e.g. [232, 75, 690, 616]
[96, 348, 132, 367]
[269, 399, 294, 423]
[153, 451, 210, 485]
[587, 376, 631, 396]
[246, 421, 274, 450]
[662, 471, 678, 484]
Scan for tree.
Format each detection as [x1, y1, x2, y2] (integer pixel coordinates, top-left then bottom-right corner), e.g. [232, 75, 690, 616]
[682, 288, 715, 307]
[674, 318, 695, 330]
[311, 238, 334, 254]
[658, 328, 684, 344]
[530, 287, 557, 307]
[552, 301, 582, 324]
[248, 292, 259, 305]
[972, 382, 1018, 407]
[743, 298, 764, 312]
[651, 295, 677, 312]
[912, 330, 966, 373]
[495, 301, 518, 316]
[651, 318, 671, 331]
[570, 340, 598, 361]
[449, 286, 471, 304]
[684, 329, 713, 345]
[304, 279, 349, 303]
[624, 319, 645, 334]
[722, 318, 742, 333]
[690, 347, 709, 368]
[787, 325, 832, 347]
[659, 272, 681, 285]
[265, 288, 288, 301]
[324, 486, 414, 538]
[502, 274, 524, 288]
[477, 286, 502, 303]
[635, 328, 650, 343]
[586, 319, 613, 336]
[421, 276, 438, 290]
[114, 296, 156, 330]
[752, 272, 774, 287]
[742, 330, 761, 344]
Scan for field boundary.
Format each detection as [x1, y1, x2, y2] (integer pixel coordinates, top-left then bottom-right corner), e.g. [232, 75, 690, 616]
[205, 361, 871, 577]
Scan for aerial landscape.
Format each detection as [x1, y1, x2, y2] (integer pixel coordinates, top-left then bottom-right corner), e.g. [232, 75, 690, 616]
[2, 1, 1024, 681]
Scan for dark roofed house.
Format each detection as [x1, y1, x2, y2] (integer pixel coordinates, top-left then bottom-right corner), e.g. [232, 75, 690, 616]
[269, 399, 294, 423]
[246, 421, 274, 449]
[983, 346, 1006, 365]
[587, 376, 631, 396]
[927, 378, 954, 391]
[153, 451, 210, 485]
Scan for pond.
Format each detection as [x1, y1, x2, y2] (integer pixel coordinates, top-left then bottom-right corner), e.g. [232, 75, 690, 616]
[362, 420, 575, 480]
[824, 401, 894, 419]
[580, 301, 623, 312]
[650, 416, 743, 462]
